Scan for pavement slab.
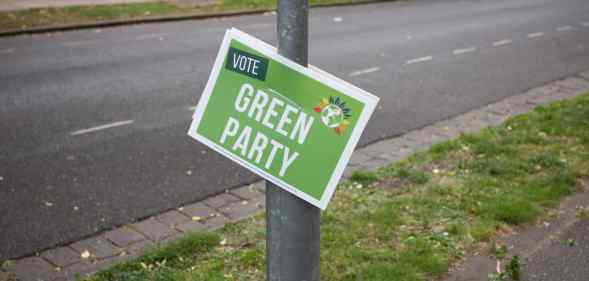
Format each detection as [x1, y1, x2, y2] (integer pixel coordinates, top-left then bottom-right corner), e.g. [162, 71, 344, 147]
[131, 219, 178, 242]
[40, 247, 80, 268]
[69, 237, 121, 260]
[203, 193, 241, 208]
[154, 210, 191, 227]
[219, 200, 260, 222]
[175, 220, 207, 233]
[104, 227, 145, 248]
[229, 185, 264, 201]
[179, 202, 218, 219]
[3, 257, 58, 281]
[62, 255, 130, 280]
[125, 239, 154, 256]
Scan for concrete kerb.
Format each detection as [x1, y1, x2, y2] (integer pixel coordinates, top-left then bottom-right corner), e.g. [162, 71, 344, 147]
[0, 0, 386, 38]
[4, 72, 589, 280]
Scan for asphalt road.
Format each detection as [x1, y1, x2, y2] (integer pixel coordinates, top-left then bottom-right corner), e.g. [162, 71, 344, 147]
[1, 0, 589, 260]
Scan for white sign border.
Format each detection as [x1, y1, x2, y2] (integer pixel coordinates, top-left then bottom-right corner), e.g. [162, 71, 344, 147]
[188, 28, 379, 210]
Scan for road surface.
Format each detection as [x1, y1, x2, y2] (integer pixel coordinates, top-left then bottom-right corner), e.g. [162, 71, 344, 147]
[1, 0, 589, 260]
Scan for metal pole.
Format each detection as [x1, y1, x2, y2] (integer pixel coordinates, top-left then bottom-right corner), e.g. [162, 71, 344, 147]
[266, 0, 320, 281]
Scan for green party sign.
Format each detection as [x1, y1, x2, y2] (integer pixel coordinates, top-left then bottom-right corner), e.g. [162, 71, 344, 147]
[188, 28, 379, 209]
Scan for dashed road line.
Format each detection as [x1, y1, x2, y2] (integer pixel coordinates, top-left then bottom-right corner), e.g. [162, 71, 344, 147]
[527, 32, 545, 38]
[493, 39, 512, 47]
[249, 23, 272, 29]
[61, 40, 97, 47]
[70, 120, 134, 136]
[557, 25, 573, 32]
[453, 47, 477, 55]
[406, 56, 432, 65]
[349, 67, 380, 77]
[136, 33, 169, 40]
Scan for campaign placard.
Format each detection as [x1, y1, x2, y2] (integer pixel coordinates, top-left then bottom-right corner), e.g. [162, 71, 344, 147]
[188, 28, 379, 209]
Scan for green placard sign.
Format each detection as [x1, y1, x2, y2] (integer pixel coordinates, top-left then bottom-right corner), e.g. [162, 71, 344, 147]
[189, 28, 379, 209]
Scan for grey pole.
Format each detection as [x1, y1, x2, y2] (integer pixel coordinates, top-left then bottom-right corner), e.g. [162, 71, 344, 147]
[266, 0, 320, 281]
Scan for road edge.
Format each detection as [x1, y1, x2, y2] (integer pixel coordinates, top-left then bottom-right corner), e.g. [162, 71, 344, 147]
[0, 0, 386, 38]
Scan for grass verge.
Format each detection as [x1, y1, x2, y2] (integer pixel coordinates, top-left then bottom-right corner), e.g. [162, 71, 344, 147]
[88, 92, 589, 280]
[0, 0, 362, 33]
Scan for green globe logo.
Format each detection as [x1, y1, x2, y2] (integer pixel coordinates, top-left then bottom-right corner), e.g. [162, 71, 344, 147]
[321, 104, 344, 128]
[314, 96, 352, 135]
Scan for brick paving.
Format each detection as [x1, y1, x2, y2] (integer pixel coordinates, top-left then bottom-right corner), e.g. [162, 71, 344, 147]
[131, 219, 179, 242]
[3, 72, 589, 280]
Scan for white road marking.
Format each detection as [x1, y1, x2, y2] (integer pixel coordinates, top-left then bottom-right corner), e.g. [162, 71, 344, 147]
[0, 48, 14, 54]
[349, 67, 380, 77]
[406, 56, 432, 65]
[333, 17, 343, 22]
[70, 120, 134, 136]
[557, 25, 573, 32]
[453, 47, 477, 55]
[249, 23, 272, 29]
[136, 33, 169, 40]
[581, 22, 589, 27]
[493, 39, 512, 46]
[61, 40, 97, 47]
[527, 32, 545, 38]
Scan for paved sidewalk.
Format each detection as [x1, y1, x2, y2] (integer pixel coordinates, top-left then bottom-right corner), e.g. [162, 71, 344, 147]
[0, 0, 162, 11]
[444, 182, 589, 281]
[3, 71, 589, 281]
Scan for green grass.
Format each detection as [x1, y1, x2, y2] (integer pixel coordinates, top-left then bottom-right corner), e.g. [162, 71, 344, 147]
[88, 93, 589, 280]
[349, 170, 379, 185]
[93, 233, 219, 280]
[0, 2, 187, 31]
[0, 0, 361, 32]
